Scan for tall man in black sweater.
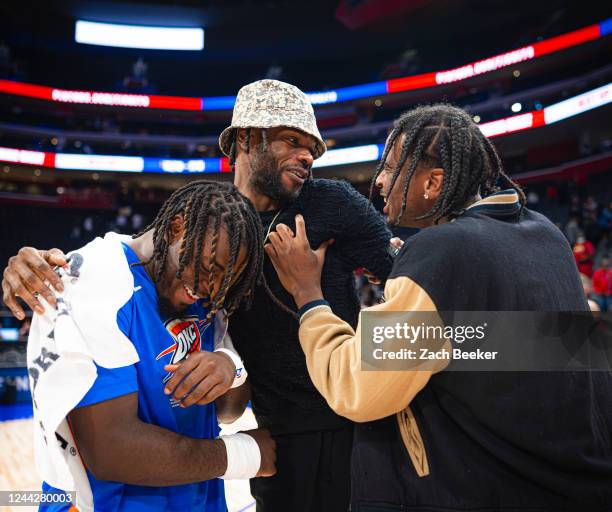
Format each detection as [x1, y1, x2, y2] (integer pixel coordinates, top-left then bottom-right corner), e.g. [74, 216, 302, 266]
[2, 80, 395, 511]
[217, 79, 394, 510]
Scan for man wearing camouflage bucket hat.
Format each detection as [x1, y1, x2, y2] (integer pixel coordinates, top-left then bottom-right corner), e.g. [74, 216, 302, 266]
[220, 79, 395, 511]
[1, 79, 397, 511]
[219, 79, 327, 161]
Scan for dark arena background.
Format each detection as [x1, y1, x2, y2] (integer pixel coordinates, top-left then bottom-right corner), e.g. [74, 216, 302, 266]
[0, 1, 610, 510]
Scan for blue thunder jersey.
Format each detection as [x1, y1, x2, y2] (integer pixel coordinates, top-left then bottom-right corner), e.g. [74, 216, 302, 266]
[41, 242, 225, 512]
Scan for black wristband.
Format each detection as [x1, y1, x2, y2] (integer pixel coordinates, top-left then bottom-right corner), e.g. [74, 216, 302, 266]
[298, 299, 330, 318]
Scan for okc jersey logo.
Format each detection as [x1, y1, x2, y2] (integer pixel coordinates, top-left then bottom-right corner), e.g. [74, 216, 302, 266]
[157, 316, 210, 384]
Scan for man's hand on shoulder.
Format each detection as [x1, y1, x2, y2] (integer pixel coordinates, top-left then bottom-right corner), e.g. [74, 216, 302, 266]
[2, 247, 67, 319]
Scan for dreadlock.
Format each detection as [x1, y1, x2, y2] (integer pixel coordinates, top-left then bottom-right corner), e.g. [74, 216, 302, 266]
[132, 180, 264, 320]
[370, 104, 526, 225]
[228, 128, 268, 168]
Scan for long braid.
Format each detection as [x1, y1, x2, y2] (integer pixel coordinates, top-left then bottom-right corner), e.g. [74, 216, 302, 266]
[481, 134, 526, 207]
[387, 113, 437, 203]
[219, 198, 265, 315]
[229, 136, 237, 167]
[132, 180, 264, 316]
[208, 204, 238, 318]
[434, 130, 453, 214]
[369, 126, 400, 201]
[262, 273, 299, 320]
[398, 134, 431, 224]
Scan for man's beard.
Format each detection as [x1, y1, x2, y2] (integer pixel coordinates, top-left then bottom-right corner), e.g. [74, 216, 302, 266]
[249, 146, 307, 207]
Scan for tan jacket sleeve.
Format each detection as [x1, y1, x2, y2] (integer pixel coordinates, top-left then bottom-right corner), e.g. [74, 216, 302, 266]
[298, 276, 444, 423]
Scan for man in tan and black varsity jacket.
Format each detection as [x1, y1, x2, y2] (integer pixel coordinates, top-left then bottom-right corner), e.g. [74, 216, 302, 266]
[265, 104, 612, 511]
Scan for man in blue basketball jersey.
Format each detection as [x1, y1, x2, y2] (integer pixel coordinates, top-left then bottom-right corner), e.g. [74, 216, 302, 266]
[25, 181, 276, 511]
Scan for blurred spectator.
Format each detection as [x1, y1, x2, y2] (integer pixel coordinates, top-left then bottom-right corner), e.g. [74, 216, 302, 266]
[83, 216, 94, 233]
[0, 41, 18, 79]
[380, 48, 420, 79]
[122, 57, 154, 93]
[597, 201, 612, 231]
[573, 233, 595, 278]
[579, 274, 601, 313]
[131, 213, 144, 232]
[579, 132, 592, 156]
[527, 191, 540, 205]
[564, 214, 581, 246]
[132, 57, 147, 79]
[115, 206, 132, 231]
[582, 195, 598, 225]
[545, 185, 558, 201]
[569, 194, 581, 219]
[595, 232, 610, 268]
[592, 257, 611, 312]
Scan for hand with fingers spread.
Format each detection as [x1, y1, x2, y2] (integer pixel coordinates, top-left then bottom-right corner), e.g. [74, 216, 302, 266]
[164, 351, 236, 407]
[264, 214, 333, 308]
[2, 247, 67, 319]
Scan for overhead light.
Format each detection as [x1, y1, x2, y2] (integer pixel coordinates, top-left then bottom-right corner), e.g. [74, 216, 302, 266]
[374, 99, 382, 107]
[473, 115, 481, 123]
[511, 102, 522, 113]
[75, 20, 204, 51]
[513, 70, 521, 78]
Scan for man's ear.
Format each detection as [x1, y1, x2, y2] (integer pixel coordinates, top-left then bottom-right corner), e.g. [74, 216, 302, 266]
[426, 168, 445, 199]
[236, 128, 250, 152]
[168, 214, 185, 244]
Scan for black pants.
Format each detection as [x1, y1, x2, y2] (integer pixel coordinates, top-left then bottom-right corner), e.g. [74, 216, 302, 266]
[250, 425, 353, 512]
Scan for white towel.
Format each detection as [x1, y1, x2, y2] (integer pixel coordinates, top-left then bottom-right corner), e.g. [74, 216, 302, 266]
[27, 232, 140, 512]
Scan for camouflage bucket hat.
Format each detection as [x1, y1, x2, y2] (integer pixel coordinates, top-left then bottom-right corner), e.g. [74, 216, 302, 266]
[219, 79, 326, 160]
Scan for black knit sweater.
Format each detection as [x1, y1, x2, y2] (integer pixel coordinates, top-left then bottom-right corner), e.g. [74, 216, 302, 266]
[229, 178, 393, 434]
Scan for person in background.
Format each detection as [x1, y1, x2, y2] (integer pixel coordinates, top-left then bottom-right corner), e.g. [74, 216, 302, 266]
[573, 232, 595, 277]
[580, 273, 602, 313]
[564, 214, 581, 246]
[592, 256, 611, 311]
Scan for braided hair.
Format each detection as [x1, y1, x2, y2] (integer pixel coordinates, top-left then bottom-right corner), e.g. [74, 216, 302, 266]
[370, 104, 525, 225]
[133, 180, 264, 319]
[228, 128, 269, 168]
